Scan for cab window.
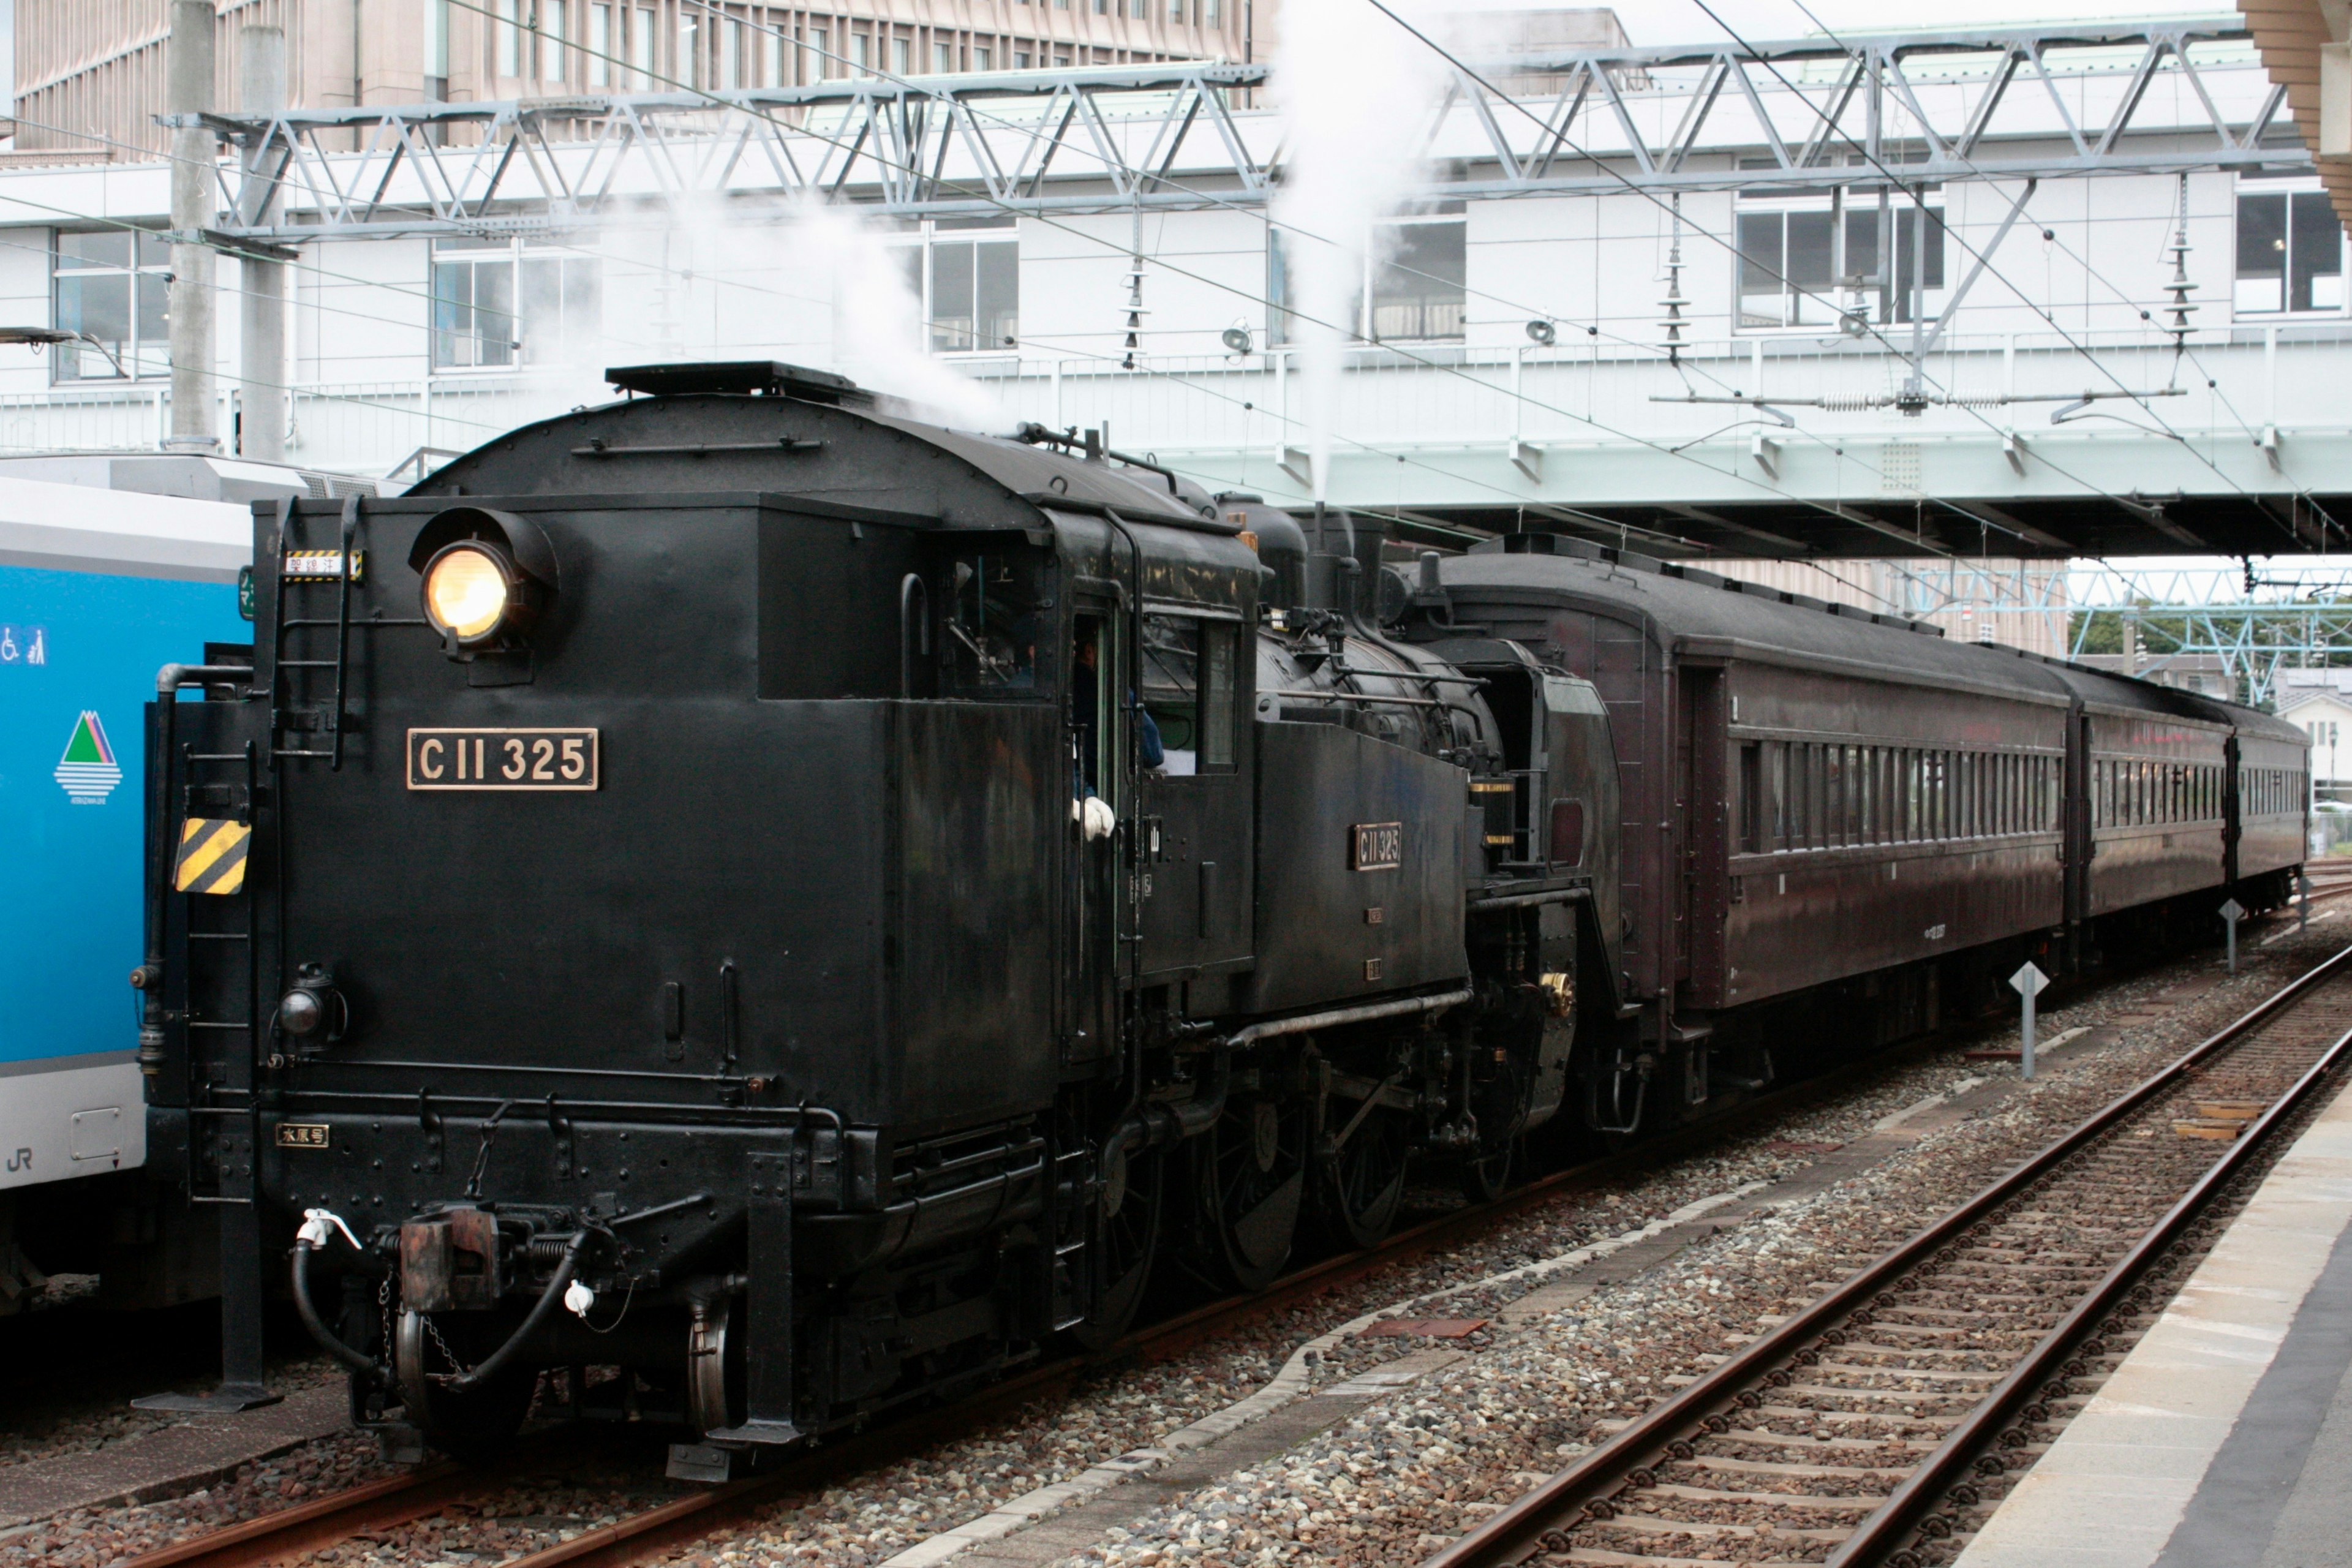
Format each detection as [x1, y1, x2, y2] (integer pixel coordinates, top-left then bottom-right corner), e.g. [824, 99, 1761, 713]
[1139, 612, 1238, 775]
[943, 549, 1047, 696]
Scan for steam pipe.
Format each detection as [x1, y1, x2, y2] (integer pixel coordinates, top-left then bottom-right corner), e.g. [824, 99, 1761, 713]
[1224, 986, 1473, 1048]
[290, 1240, 386, 1382]
[1107, 1049, 1231, 1158]
[1014, 422, 1184, 499]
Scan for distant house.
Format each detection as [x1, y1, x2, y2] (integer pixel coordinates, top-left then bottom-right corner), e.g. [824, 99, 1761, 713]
[2275, 669, 2352, 799]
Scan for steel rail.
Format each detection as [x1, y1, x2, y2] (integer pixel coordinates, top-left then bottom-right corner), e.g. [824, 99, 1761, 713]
[118, 1461, 469, 1568]
[1831, 1019, 2352, 1565]
[1426, 940, 2352, 1568]
[108, 935, 2260, 1568]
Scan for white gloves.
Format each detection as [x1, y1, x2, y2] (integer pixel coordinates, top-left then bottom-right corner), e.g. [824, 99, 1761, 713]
[1072, 796, 1116, 841]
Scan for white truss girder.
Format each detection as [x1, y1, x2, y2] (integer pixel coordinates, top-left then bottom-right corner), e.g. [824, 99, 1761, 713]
[176, 18, 2304, 243]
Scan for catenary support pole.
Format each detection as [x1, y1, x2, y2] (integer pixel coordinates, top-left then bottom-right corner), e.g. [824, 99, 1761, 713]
[238, 26, 287, 462]
[166, 0, 217, 452]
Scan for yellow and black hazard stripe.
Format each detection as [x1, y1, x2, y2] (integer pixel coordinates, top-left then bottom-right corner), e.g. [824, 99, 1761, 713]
[175, 818, 252, 895]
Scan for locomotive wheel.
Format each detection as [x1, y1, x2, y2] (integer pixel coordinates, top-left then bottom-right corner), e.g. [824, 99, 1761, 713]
[393, 1308, 538, 1464]
[1193, 1096, 1307, 1292]
[1321, 1105, 1412, 1251]
[1458, 1137, 1518, 1205]
[1071, 1145, 1163, 1349]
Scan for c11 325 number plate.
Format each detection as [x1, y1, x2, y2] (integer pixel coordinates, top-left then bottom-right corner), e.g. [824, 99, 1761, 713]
[407, 728, 599, 791]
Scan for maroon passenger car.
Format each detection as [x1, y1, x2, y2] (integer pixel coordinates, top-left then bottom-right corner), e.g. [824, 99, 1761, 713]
[1407, 535, 2306, 1127]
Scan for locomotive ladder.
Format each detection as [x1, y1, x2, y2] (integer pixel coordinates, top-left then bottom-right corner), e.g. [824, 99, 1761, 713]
[178, 729, 263, 1207]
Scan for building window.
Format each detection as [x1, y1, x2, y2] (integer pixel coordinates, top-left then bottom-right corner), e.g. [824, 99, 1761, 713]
[1371, 217, 1466, 341]
[973, 45, 990, 71]
[891, 222, 1018, 352]
[1015, 50, 1031, 67]
[431, 238, 601, 371]
[631, 6, 655, 86]
[587, 3, 610, 86]
[1736, 184, 1943, 330]
[851, 32, 870, 74]
[677, 14, 698, 88]
[53, 229, 168, 380]
[427, 0, 452, 91]
[1205, 0, 1218, 22]
[891, 36, 910, 75]
[497, 0, 521, 75]
[1268, 213, 1466, 345]
[2236, 184, 2343, 314]
[722, 14, 742, 88]
[541, 0, 567, 81]
[763, 24, 781, 85]
[934, 40, 954, 74]
[905, 221, 1019, 352]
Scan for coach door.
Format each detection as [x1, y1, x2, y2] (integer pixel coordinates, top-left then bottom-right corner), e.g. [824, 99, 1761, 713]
[1062, 604, 1128, 1065]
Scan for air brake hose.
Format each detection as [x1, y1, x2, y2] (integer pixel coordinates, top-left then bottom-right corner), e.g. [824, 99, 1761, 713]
[289, 1210, 386, 1384]
[443, 1232, 586, 1393]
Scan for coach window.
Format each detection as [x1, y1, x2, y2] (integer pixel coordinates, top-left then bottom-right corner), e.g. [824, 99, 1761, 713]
[1739, 744, 1763, 853]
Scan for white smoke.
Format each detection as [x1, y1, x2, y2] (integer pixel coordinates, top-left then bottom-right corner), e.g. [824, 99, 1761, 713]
[1270, 0, 1452, 500]
[552, 195, 1013, 433]
[785, 195, 1014, 431]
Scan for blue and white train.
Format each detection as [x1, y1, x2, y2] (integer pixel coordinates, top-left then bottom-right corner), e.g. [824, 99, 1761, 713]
[0, 466, 255, 1308]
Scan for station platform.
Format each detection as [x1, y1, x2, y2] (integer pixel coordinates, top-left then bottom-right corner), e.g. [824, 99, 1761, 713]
[1953, 1078, 2352, 1568]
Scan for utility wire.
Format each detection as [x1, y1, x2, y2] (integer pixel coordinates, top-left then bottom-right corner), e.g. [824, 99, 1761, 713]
[673, 0, 1755, 396]
[423, 0, 1995, 554]
[1755, 0, 2309, 545]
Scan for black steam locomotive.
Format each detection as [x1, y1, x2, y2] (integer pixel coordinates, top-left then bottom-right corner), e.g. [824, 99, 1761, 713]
[140, 361, 2305, 1468]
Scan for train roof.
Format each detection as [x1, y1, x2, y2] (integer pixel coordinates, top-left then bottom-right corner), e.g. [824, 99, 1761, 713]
[410, 361, 1229, 538]
[0, 472, 247, 581]
[1441, 536, 2302, 740]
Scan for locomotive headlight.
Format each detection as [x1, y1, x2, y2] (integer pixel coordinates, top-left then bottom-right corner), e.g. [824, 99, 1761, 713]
[422, 543, 516, 644]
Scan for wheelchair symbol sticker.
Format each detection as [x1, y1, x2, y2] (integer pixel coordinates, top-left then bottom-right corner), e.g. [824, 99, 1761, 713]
[0, 625, 46, 665]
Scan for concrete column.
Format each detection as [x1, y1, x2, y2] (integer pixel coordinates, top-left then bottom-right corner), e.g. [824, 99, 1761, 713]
[166, 0, 217, 451]
[238, 26, 287, 463]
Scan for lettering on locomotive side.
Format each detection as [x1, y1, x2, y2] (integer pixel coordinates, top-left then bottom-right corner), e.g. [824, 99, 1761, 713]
[274, 1123, 331, 1148]
[1352, 821, 1403, 872]
[407, 728, 600, 791]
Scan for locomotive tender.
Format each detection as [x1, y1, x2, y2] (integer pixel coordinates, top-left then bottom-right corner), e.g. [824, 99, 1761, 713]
[141, 362, 2304, 1465]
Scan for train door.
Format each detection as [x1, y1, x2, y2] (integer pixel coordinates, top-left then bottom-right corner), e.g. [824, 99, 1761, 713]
[1063, 605, 1128, 1064]
[1135, 608, 1254, 978]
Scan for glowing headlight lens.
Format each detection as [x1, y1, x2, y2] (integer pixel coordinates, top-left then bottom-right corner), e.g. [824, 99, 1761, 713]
[423, 546, 511, 641]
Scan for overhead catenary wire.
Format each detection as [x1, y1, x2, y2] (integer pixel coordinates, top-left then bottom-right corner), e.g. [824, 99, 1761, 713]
[1, 12, 2108, 556]
[670, 0, 1760, 399]
[1740, 0, 2316, 546]
[1352, 0, 2225, 552]
[420, 0, 2007, 555]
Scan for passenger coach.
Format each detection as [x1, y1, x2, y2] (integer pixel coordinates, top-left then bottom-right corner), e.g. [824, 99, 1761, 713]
[1410, 535, 2306, 1123]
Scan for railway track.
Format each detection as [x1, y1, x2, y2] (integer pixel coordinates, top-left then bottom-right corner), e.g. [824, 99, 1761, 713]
[115, 940, 2304, 1568]
[1428, 944, 2352, 1568]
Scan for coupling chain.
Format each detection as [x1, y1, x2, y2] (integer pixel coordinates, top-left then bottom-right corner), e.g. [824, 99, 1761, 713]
[424, 1309, 476, 1384]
